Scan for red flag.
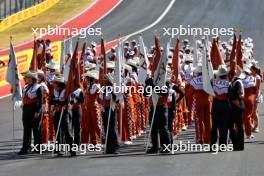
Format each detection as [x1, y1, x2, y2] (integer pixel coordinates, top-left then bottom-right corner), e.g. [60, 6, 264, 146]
[99, 37, 106, 84]
[75, 51, 82, 90]
[101, 37, 106, 74]
[65, 41, 79, 98]
[41, 42, 46, 74]
[171, 38, 180, 83]
[210, 38, 224, 69]
[80, 42, 86, 78]
[151, 35, 161, 74]
[236, 34, 243, 69]
[29, 40, 38, 71]
[229, 34, 237, 80]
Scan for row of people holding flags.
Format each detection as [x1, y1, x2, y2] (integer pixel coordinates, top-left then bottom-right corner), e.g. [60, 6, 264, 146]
[6, 32, 263, 155]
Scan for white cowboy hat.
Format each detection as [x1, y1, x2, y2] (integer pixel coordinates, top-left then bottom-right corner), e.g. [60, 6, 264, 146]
[84, 61, 96, 70]
[214, 64, 230, 76]
[184, 55, 193, 62]
[52, 75, 65, 83]
[82, 70, 99, 80]
[131, 40, 137, 44]
[46, 61, 60, 70]
[147, 53, 153, 58]
[37, 69, 45, 76]
[24, 70, 38, 79]
[183, 39, 189, 43]
[127, 59, 138, 67]
[106, 61, 115, 69]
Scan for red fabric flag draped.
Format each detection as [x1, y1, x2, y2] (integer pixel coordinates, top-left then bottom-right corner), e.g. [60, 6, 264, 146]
[80, 42, 86, 78]
[101, 37, 106, 74]
[151, 35, 161, 74]
[75, 50, 82, 90]
[99, 37, 106, 84]
[236, 34, 243, 69]
[41, 43, 46, 74]
[65, 41, 79, 98]
[210, 38, 225, 69]
[29, 40, 38, 71]
[229, 34, 237, 80]
[171, 37, 180, 84]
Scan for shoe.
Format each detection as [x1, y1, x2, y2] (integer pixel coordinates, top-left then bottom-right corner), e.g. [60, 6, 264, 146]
[105, 150, 119, 154]
[246, 135, 250, 139]
[56, 151, 64, 156]
[124, 141, 133, 145]
[246, 135, 254, 139]
[182, 125, 187, 131]
[159, 148, 171, 154]
[253, 128, 260, 133]
[18, 150, 28, 155]
[146, 148, 158, 154]
[131, 135, 136, 139]
[70, 151, 77, 157]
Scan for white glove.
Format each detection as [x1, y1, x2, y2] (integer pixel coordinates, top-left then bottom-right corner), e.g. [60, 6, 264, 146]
[14, 101, 23, 110]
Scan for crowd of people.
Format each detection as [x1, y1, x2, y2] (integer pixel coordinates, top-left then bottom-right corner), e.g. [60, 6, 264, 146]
[16, 34, 263, 156]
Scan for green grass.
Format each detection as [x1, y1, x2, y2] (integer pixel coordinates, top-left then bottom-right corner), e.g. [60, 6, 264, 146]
[0, 0, 93, 50]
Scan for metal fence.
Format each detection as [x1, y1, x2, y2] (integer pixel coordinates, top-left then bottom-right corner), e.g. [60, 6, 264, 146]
[0, 0, 45, 19]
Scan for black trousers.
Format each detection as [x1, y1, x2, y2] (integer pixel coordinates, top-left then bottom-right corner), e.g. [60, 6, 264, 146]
[72, 108, 82, 145]
[21, 106, 42, 152]
[211, 99, 230, 145]
[168, 108, 176, 145]
[54, 110, 74, 152]
[149, 106, 170, 150]
[228, 103, 244, 150]
[102, 107, 119, 153]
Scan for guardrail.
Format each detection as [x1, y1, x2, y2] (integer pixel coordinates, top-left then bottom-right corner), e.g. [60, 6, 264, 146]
[0, 0, 60, 32]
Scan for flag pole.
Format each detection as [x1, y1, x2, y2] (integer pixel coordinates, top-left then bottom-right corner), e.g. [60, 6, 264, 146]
[9, 35, 16, 156]
[52, 107, 64, 157]
[12, 96, 15, 155]
[145, 103, 157, 153]
[104, 98, 113, 154]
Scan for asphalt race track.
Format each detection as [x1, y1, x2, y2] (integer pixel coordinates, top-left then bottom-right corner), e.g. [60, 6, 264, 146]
[0, 0, 264, 176]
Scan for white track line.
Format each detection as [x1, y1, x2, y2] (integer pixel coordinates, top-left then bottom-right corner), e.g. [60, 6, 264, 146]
[124, 0, 176, 40]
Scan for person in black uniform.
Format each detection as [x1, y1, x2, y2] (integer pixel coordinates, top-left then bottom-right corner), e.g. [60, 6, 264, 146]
[69, 86, 84, 145]
[102, 73, 119, 154]
[144, 77, 171, 153]
[167, 80, 185, 145]
[228, 66, 245, 151]
[18, 71, 43, 155]
[50, 75, 76, 156]
[211, 65, 230, 147]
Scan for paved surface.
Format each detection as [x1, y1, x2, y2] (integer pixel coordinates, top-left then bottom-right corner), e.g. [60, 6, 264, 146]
[1, 0, 264, 176]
